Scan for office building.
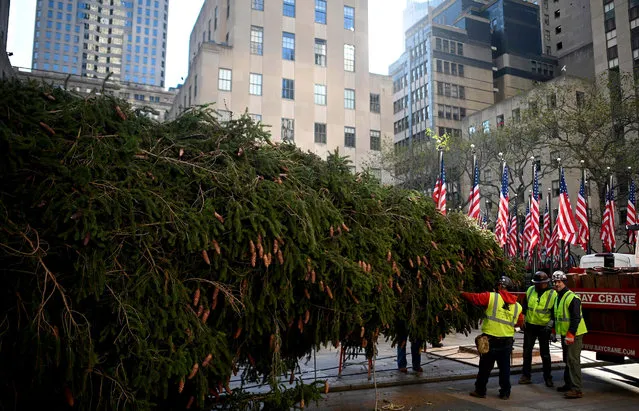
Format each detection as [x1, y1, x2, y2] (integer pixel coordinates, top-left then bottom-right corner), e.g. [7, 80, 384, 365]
[1, 0, 13, 78]
[169, 0, 393, 178]
[591, 0, 639, 76]
[15, 66, 176, 120]
[537, 0, 595, 79]
[390, 0, 555, 147]
[31, 0, 169, 87]
[404, 0, 445, 32]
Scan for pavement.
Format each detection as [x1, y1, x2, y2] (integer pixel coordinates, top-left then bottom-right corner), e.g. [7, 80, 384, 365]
[229, 328, 639, 409]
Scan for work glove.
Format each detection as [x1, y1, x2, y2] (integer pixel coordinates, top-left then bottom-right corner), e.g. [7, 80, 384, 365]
[550, 333, 557, 343]
[544, 321, 554, 334]
[565, 332, 575, 345]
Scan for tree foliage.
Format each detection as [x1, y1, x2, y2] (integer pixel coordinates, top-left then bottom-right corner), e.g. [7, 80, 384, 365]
[0, 80, 521, 410]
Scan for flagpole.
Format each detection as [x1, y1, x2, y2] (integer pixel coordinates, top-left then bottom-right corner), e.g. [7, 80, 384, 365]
[558, 157, 565, 269]
[547, 189, 552, 269]
[531, 157, 538, 274]
[582, 160, 591, 254]
[626, 166, 636, 254]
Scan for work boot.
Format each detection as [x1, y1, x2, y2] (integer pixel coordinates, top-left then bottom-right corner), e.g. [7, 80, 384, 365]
[518, 375, 532, 384]
[413, 366, 423, 373]
[557, 385, 571, 392]
[398, 367, 408, 373]
[544, 378, 554, 388]
[499, 393, 510, 400]
[469, 391, 486, 398]
[564, 390, 583, 399]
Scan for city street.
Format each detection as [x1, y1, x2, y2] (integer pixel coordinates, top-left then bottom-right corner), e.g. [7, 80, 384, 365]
[309, 361, 639, 410]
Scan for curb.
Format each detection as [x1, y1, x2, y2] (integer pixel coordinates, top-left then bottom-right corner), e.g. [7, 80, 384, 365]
[327, 360, 614, 393]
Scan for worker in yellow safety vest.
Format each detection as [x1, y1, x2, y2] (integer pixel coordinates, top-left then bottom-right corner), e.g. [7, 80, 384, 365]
[519, 271, 557, 387]
[551, 270, 588, 399]
[462, 276, 524, 400]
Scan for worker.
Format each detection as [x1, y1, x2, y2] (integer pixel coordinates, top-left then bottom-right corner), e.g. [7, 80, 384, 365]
[461, 275, 523, 400]
[519, 271, 557, 387]
[551, 270, 587, 399]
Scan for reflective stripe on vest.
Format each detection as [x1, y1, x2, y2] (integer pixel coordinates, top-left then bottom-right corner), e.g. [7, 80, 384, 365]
[481, 292, 520, 337]
[525, 286, 556, 325]
[554, 290, 588, 336]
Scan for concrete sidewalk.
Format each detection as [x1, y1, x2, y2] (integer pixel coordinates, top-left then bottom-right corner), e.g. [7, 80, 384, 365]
[229, 328, 608, 393]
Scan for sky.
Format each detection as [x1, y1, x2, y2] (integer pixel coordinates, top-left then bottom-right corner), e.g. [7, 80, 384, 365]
[7, 0, 407, 90]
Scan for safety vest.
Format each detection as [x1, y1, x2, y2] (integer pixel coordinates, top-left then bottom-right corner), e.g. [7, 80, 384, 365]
[481, 292, 521, 337]
[525, 286, 556, 326]
[554, 290, 588, 337]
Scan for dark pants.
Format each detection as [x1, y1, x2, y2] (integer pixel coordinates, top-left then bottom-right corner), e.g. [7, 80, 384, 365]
[561, 334, 584, 391]
[522, 323, 552, 380]
[475, 336, 513, 396]
[397, 337, 422, 370]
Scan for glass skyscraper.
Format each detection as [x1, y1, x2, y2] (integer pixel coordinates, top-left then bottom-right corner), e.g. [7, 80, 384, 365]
[31, 0, 168, 87]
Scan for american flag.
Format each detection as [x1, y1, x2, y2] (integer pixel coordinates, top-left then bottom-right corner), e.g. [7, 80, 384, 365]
[432, 156, 447, 215]
[557, 168, 577, 244]
[468, 160, 481, 221]
[542, 202, 551, 252]
[495, 165, 510, 247]
[601, 184, 616, 252]
[481, 211, 489, 229]
[524, 203, 532, 249]
[529, 165, 540, 251]
[627, 179, 636, 244]
[575, 176, 589, 252]
[507, 211, 518, 257]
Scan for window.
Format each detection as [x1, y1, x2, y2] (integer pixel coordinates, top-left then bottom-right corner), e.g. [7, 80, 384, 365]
[218, 68, 231, 90]
[344, 6, 355, 30]
[344, 127, 356, 147]
[552, 180, 560, 197]
[314, 38, 326, 66]
[544, 14, 549, 24]
[458, 64, 464, 77]
[250, 113, 262, 123]
[436, 60, 442, 72]
[214, 7, 218, 30]
[283, 0, 295, 18]
[606, 29, 617, 48]
[370, 130, 381, 151]
[315, 0, 326, 24]
[344, 89, 355, 109]
[556, 41, 563, 50]
[576, 91, 584, 108]
[482, 120, 490, 133]
[344, 44, 355, 71]
[444, 61, 450, 74]
[281, 118, 295, 141]
[370, 93, 380, 113]
[604, 2, 614, 13]
[512, 108, 521, 121]
[555, 25, 562, 34]
[554, 9, 560, 18]
[282, 78, 295, 99]
[457, 42, 463, 55]
[252, 0, 264, 11]
[314, 84, 327, 105]
[459, 85, 465, 99]
[250, 26, 263, 55]
[496, 114, 504, 128]
[314, 123, 327, 144]
[282, 32, 295, 60]
[250, 73, 262, 95]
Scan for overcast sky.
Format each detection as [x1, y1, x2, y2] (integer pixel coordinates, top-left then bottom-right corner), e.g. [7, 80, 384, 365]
[7, 0, 407, 89]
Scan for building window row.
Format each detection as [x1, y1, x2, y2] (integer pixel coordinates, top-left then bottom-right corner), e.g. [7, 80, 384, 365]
[394, 116, 409, 134]
[437, 104, 466, 121]
[438, 127, 461, 138]
[410, 40, 428, 60]
[411, 84, 428, 103]
[412, 106, 428, 125]
[393, 75, 408, 93]
[411, 62, 427, 81]
[393, 96, 409, 114]
[434, 37, 464, 56]
[531, 60, 554, 76]
[435, 59, 465, 77]
[436, 81, 465, 99]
